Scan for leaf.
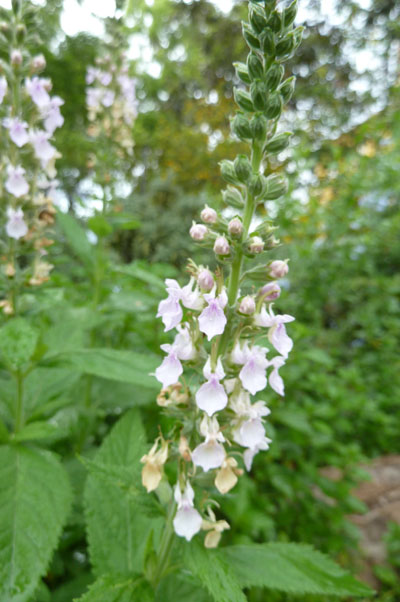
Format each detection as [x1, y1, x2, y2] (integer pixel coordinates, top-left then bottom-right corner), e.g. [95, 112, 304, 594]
[184, 541, 247, 602]
[220, 543, 374, 597]
[84, 409, 163, 576]
[156, 573, 212, 602]
[58, 348, 160, 389]
[73, 574, 154, 602]
[0, 318, 39, 369]
[57, 210, 95, 267]
[87, 215, 113, 237]
[0, 445, 72, 602]
[273, 408, 313, 435]
[12, 421, 62, 443]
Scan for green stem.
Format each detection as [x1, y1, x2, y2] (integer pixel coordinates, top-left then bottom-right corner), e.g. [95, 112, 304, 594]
[152, 500, 177, 588]
[14, 369, 24, 433]
[217, 141, 263, 356]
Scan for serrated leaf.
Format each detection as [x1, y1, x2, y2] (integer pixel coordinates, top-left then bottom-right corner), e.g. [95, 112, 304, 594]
[0, 445, 72, 602]
[73, 574, 154, 602]
[84, 409, 163, 576]
[184, 541, 247, 602]
[12, 420, 61, 443]
[57, 348, 160, 389]
[0, 319, 39, 369]
[57, 210, 95, 267]
[220, 543, 374, 597]
[156, 573, 212, 602]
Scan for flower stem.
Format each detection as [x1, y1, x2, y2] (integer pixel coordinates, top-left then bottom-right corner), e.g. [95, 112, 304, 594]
[151, 500, 177, 589]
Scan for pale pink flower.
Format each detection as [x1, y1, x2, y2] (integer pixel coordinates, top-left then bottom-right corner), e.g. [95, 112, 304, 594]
[99, 71, 112, 86]
[232, 343, 269, 395]
[157, 279, 183, 331]
[30, 130, 56, 162]
[268, 355, 286, 396]
[198, 289, 227, 340]
[5, 165, 29, 198]
[5, 207, 28, 239]
[26, 77, 50, 107]
[3, 118, 29, 147]
[200, 205, 217, 224]
[259, 281, 281, 301]
[196, 357, 228, 416]
[155, 325, 196, 388]
[190, 223, 207, 241]
[41, 96, 64, 134]
[213, 236, 230, 256]
[269, 259, 289, 279]
[254, 305, 294, 357]
[197, 268, 214, 291]
[102, 89, 115, 107]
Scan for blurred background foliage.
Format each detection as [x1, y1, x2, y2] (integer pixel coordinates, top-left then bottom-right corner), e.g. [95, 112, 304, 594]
[1, 0, 399, 600]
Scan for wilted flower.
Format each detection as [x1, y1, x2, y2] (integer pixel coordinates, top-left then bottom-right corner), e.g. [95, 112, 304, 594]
[140, 438, 169, 493]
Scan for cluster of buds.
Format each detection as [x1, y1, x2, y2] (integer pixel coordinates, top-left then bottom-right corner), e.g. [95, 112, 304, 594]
[86, 52, 137, 158]
[141, 0, 301, 546]
[0, 1, 63, 314]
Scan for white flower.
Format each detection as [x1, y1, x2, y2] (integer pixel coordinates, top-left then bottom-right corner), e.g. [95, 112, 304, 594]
[5, 165, 29, 198]
[173, 481, 202, 541]
[30, 130, 57, 162]
[268, 355, 286, 396]
[192, 415, 225, 472]
[243, 437, 272, 471]
[231, 342, 269, 395]
[254, 304, 295, 357]
[5, 207, 28, 239]
[154, 325, 196, 389]
[0, 76, 7, 104]
[196, 357, 228, 416]
[26, 77, 50, 107]
[41, 96, 64, 134]
[198, 288, 228, 340]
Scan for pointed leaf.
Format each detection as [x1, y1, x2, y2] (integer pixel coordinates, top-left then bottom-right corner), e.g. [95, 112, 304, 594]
[73, 574, 153, 602]
[220, 543, 374, 597]
[0, 445, 72, 602]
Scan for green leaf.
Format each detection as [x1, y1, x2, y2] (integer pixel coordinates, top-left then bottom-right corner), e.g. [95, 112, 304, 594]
[184, 541, 247, 602]
[12, 421, 61, 443]
[84, 409, 163, 576]
[156, 573, 212, 602]
[0, 445, 72, 602]
[73, 574, 153, 602]
[0, 318, 39, 369]
[220, 543, 374, 597]
[58, 348, 160, 389]
[87, 215, 113, 237]
[57, 210, 95, 267]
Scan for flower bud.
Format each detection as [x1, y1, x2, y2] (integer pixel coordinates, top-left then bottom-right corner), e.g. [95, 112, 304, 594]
[264, 173, 288, 199]
[233, 88, 254, 113]
[222, 186, 244, 209]
[242, 23, 261, 51]
[214, 236, 230, 256]
[228, 217, 243, 238]
[247, 53, 264, 80]
[261, 28, 275, 56]
[265, 92, 282, 120]
[233, 62, 251, 85]
[231, 114, 252, 141]
[31, 54, 46, 71]
[190, 223, 207, 241]
[264, 132, 291, 154]
[250, 80, 267, 111]
[234, 155, 252, 183]
[284, 0, 298, 27]
[269, 260, 289, 278]
[248, 236, 264, 254]
[279, 76, 296, 104]
[250, 114, 268, 142]
[238, 295, 256, 315]
[200, 205, 217, 224]
[259, 281, 281, 301]
[198, 268, 214, 291]
[16, 24, 26, 43]
[11, 49, 22, 66]
[220, 159, 240, 185]
[265, 63, 284, 92]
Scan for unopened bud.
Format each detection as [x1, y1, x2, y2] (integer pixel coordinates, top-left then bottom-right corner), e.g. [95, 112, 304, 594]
[249, 236, 264, 254]
[269, 260, 289, 279]
[198, 268, 214, 291]
[200, 205, 217, 224]
[11, 49, 22, 66]
[259, 281, 281, 301]
[31, 54, 46, 71]
[214, 236, 230, 256]
[238, 295, 256, 315]
[228, 217, 243, 237]
[190, 223, 207, 241]
[234, 154, 252, 183]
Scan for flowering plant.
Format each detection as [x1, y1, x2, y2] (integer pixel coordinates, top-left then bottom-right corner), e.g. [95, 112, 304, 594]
[0, 1, 63, 314]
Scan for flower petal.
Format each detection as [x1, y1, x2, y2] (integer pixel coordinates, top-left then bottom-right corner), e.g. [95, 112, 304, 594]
[192, 440, 225, 472]
[196, 378, 228, 416]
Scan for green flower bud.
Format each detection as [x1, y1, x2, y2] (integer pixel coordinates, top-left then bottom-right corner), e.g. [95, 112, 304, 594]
[249, 174, 265, 197]
[222, 186, 245, 209]
[267, 10, 282, 33]
[0, 21, 12, 40]
[220, 160, 240, 185]
[265, 63, 284, 92]
[242, 22, 261, 50]
[292, 26, 304, 50]
[231, 114, 252, 140]
[261, 28, 275, 56]
[250, 113, 268, 141]
[16, 24, 26, 43]
[283, 0, 298, 27]
[250, 80, 267, 111]
[249, 5, 267, 34]
[247, 53, 264, 80]
[264, 132, 291, 153]
[12, 0, 21, 15]
[233, 62, 251, 85]
[264, 173, 287, 199]
[265, 92, 282, 119]
[279, 76, 296, 103]
[276, 34, 294, 58]
[234, 88, 254, 112]
[234, 155, 252, 183]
